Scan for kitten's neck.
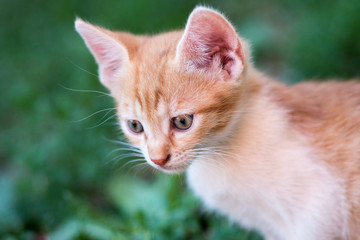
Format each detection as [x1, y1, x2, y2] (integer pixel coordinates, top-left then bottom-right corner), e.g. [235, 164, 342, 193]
[206, 66, 279, 149]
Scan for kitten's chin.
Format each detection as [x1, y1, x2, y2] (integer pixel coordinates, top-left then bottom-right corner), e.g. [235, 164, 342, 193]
[154, 164, 188, 174]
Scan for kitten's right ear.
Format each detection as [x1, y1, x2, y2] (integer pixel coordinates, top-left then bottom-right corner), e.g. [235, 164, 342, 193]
[75, 18, 129, 89]
[176, 7, 245, 81]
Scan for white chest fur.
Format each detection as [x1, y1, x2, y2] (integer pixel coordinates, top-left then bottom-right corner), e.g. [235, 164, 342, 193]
[186, 130, 347, 240]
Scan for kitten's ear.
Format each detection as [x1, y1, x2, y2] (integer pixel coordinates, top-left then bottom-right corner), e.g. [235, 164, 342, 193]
[176, 7, 245, 80]
[75, 19, 129, 89]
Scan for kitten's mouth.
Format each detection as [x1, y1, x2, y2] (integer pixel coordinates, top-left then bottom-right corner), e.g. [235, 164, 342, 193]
[153, 159, 192, 174]
[148, 151, 194, 174]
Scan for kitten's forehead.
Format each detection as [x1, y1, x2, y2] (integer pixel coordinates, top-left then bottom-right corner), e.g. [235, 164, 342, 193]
[116, 30, 242, 138]
[134, 31, 182, 67]
[119, 63, 234, 117]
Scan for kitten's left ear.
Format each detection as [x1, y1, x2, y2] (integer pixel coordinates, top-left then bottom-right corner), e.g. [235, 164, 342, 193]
[75, 19, 129, 89]
[176, 7, 245, 81]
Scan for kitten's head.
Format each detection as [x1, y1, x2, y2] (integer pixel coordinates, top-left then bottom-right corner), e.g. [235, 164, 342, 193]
[75, 7, 250, 173]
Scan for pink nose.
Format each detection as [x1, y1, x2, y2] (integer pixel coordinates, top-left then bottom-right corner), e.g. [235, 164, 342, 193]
[151, 154, 171, 167]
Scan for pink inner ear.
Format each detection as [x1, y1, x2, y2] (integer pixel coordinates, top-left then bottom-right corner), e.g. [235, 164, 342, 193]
[93, 43, 117, 65]
[178, 8, 244, 80]
[84, 33, 125, 83]
[91, 43, 121, 74]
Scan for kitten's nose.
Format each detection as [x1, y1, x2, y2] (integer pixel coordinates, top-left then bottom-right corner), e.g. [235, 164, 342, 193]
[151, 154, 171, 167]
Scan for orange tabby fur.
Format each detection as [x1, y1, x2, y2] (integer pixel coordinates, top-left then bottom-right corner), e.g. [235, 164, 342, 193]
[76, 6, 360, 240]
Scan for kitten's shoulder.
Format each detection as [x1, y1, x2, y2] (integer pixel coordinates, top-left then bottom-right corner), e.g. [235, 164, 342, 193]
[266, 78, 360, 166]
[290, 80, 360, 104]
[268, 79, 360, 123]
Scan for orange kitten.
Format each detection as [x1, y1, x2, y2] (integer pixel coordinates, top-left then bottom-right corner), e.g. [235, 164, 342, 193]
[75, 6, 360, 240]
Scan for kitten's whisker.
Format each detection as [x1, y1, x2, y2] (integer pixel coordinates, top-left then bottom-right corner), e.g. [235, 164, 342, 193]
[105, 138, 143, 156]
[192, 148, 236, 169]
[113, 153, 143, 162]
[193, 148, 232, 156]
[106, 153, 143, 165]
[122, 158, 146, 169]
[86, 114, 117, 129]
[196, 144, 238, 152]
[131, 162, 151, 177]
[93, 108, 116, 124]
[204, 149, 239, 159]
[106, 138, 138, 149]
[65, 57, 99, 78]
[72, 108, 116, 123]
[127, 158, 146, 164]
[106, 147, 143, 158]
[203, 149, 239, 161]
[110, 153, 143, 162]
[59, 84, 111, 97]
[115, 158, 146, 172]
[196, 151, 232, 173]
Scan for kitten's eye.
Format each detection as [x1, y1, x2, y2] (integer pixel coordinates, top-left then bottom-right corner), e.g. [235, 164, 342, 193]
[127, 120, 144, 133]
[172, 114, 193, 130]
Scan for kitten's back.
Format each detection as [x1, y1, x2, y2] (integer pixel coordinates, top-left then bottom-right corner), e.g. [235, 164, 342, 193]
[271, 80, 360, 237]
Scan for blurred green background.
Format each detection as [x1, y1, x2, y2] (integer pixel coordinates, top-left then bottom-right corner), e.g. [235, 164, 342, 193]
[1, 0, 359, 239]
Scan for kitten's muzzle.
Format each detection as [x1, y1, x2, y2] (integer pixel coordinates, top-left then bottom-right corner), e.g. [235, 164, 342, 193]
[151, 154, 171, 167]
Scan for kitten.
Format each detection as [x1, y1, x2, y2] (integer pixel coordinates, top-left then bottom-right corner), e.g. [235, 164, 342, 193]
[75, 6, 360, 240]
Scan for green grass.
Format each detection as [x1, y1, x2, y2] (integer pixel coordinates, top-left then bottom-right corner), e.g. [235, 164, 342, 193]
[1, 0, 359, 239]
